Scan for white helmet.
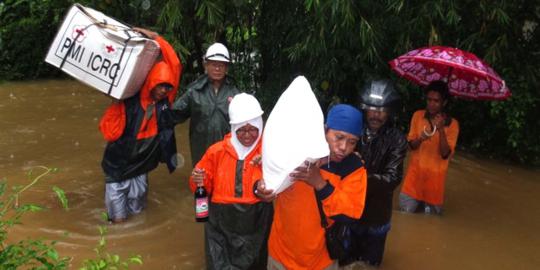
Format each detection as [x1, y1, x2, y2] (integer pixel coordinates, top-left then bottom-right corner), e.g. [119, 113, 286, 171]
[229, 93, 263, 124]
[204, 42, 230, 63]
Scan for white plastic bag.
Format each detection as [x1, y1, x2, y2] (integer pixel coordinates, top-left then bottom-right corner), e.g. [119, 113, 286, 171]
[262, 76, 329, 195]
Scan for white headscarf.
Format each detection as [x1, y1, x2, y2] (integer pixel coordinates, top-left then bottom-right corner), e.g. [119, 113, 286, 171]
[230, 116, 263, 160]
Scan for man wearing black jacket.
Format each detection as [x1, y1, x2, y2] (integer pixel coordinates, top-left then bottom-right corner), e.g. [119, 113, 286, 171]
[342, 79, 408, 267]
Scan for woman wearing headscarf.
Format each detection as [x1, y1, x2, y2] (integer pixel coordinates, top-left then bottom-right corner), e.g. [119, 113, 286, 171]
[189, 93, 273, 270]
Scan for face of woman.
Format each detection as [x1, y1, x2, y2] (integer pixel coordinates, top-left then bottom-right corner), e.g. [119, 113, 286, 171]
[235, 124, 259, 147]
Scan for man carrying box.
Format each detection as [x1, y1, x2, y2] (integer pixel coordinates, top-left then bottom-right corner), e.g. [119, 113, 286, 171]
[98, 27, 182, 224]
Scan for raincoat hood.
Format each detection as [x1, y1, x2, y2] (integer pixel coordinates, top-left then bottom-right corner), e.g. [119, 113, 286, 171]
[140, 60, 178, 109]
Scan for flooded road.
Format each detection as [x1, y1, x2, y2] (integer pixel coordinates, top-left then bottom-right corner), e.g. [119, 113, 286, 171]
[1, 80, 539, 269]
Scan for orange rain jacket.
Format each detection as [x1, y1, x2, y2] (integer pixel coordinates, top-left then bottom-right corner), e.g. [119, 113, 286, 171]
[401, 110, 460, 205]
[189, 134, 273, 269]
[189, 133, 263, 204]
[268, 154, 367, 270]
[99, 36, 181, 141]
[99, 36, 182, 181]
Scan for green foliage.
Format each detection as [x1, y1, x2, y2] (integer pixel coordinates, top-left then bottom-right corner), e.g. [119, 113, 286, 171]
[0, 0, 74, 80]
[0, 167, 70, 269]
[0, 0, 539, 165]
[0, 167, 143, 269]
[79, 214, 143, 270]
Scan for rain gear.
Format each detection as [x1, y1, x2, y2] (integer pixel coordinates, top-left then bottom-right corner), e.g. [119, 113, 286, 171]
[268, 154, 367, 270]
[401, 110, 459, 205]
[99, 36, 182, 181]
[190, 133, 273, 269]
[356, 124, 407, 225]
[172, 75, 240, 167]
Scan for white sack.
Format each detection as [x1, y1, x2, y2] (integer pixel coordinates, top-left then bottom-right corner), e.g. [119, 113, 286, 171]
[262, 76, 329, 195]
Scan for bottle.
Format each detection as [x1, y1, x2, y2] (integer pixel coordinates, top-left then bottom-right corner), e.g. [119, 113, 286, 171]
[194, 183, 209, 222]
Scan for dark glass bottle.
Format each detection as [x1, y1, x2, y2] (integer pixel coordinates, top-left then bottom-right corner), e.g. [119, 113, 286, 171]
[195, 184, 209, 222]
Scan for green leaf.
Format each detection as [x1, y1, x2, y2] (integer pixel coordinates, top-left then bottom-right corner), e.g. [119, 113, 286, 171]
[52, 186, 69, 210]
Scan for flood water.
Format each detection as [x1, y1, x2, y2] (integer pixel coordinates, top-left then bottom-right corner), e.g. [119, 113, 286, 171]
[1, 80, 539, 270]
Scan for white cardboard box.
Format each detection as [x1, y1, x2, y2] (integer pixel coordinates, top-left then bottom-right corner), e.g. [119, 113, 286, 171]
[45, 4, 160, 99]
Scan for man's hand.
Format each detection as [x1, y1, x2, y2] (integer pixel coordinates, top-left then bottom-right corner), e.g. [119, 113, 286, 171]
[255, 179, 275, 202]
[432, 113, 446, 130]
[191, 168, 205, 186]
[132, 27, 158, 39]
[289, 160, 327, 190]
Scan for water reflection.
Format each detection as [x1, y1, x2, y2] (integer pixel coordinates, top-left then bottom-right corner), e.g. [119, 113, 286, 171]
[1, 80, 539, 269]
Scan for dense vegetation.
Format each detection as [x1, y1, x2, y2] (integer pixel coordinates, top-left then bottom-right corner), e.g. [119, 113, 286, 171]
[1, 0, 538, 165]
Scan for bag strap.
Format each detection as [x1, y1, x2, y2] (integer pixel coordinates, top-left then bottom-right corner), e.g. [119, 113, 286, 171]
[314, 189, 328, 228]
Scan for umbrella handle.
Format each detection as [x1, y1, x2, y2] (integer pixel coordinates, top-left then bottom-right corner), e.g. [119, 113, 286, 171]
[445, 66, 453, 82]
[423, 125, 437, 137]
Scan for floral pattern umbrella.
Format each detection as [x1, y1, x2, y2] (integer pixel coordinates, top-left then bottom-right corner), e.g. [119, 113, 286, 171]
[389, 46, 511, 100]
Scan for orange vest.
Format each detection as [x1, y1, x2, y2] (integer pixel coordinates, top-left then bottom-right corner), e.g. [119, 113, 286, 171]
[401, 110, 459, 205]
[268, 155, 367, 269]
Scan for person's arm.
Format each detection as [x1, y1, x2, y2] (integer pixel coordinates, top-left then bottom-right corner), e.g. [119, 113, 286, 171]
[367, 133, 408, 191]
[433, 113, 451, 159]
[133, 27, 182, 89]
[98, 100, 126, 142]
[442, 118, 460, 159]
[170, 90, 191, 124]
[317, 167, 367, 222]
[189, 150, 215, 194]
[407, 111, 425, 150]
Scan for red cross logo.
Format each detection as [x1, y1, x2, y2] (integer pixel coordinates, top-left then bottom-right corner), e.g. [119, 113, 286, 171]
[105, 45, 115, 53]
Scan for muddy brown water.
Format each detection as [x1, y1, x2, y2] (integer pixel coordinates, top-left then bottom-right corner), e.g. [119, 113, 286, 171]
[1, 80, 539, 270]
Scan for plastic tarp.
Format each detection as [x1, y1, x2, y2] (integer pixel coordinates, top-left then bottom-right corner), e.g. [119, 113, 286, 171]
[262, 76, 329, 195]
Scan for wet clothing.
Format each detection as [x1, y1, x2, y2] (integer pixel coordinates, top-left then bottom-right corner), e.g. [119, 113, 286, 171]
[100, 36, 182, 181]
[348, 223, 391, 266]
[342, 124, 407, 266]
[268, 154, 367, 270]
[399, 192, 443, 215]
[356, 125, 407, 226]
[172, 75, 240, 167]
[267, 256, 338, 270]
[105, 174, 148, 220]
[99, 36, 182, 220]
[190, 134, 273, 270]
[401, 110, 460, 206]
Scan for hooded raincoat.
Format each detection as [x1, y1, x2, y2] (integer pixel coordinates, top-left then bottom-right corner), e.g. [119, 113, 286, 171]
[172, 75, 240, 167]
[99, 36, 182, 181]
[190, 133, 273, 270]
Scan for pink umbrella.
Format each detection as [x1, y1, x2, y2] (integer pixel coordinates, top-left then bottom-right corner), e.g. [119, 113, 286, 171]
[389, 46, 511, 100]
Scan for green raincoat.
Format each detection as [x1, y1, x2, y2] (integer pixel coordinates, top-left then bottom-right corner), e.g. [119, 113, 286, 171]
[172, 74, 240, 166]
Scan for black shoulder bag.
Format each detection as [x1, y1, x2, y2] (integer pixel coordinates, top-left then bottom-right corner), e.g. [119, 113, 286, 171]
[314, 190, 352, 261]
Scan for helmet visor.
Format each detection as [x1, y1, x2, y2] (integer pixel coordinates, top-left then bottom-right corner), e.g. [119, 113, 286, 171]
[360, 103, 391, 112]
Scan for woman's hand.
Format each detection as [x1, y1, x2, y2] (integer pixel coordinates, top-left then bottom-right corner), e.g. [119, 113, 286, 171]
[191, 168, 205, 186]
[254, 179, 275, 202]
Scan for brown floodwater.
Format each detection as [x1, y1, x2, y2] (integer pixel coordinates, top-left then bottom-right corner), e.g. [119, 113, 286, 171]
[1, 80, 539, 270]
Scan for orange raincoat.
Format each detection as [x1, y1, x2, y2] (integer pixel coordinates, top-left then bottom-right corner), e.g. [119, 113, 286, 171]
[99, 36, 181, 142]
[401, 110, 459, 205]
[99, 36, 182, 181]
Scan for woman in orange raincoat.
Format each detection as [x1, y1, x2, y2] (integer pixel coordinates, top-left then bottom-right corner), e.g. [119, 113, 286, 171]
[189, 93, 273, 270]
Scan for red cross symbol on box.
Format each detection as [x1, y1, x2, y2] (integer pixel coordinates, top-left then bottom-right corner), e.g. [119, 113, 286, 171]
[105, 45, 115, 53]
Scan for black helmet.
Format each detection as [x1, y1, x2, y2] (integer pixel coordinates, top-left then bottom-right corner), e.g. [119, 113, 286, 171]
[359, 79, 400, 111]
